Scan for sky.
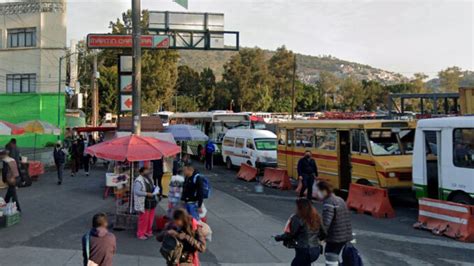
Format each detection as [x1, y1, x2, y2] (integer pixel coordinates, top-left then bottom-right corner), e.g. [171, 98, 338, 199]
[63, 0, 474, 78]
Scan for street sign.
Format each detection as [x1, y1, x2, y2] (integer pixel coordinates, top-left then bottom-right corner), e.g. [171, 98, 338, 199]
[120, 94, 133, 111]
[87, 34, 170, 49]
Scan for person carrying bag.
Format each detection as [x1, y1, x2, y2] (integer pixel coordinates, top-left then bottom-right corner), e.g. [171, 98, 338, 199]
[275, 198, 326, 266]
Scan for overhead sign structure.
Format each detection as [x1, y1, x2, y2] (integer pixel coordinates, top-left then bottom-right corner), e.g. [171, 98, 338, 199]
[87, 34, 170, 49]
[120, 94, 133, 112]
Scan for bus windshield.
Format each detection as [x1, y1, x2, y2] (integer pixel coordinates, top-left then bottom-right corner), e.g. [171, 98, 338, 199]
[368, 129, 415, 156]
[254, 138, 277, 151]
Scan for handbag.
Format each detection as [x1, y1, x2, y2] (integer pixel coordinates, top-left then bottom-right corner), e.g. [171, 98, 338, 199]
[85, 233, 99, 266]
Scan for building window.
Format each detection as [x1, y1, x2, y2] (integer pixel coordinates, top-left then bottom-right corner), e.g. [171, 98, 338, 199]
[6, 74, 36, 93]
[453, 128, 474, 169]
[7, 28, 36, 48]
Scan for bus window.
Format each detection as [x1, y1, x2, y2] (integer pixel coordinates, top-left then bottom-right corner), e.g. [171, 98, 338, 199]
[246, 139, 255, 150]
[351, 130, 368, 154]
[399, 129, 415, 154]
[235, 138, 245, 148]
[223, 137, 235, 147]
[453, 128, 474, 168]
[296, 128, 314, 148]
[278, 128, 287, 145]
[288, 130, 294, 147]
[315, 129, 336, 151]
[368, 129, 415, 156]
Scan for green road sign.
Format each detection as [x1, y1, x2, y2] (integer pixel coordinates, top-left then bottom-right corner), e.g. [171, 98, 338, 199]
[174, 0, 188, 9]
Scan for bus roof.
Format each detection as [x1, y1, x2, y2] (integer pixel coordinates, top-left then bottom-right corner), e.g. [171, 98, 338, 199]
[225, 129, 276, 139]
[171, 112, 249, 119]
[417, 116, 474, 129]
[277, 119, 417, 129]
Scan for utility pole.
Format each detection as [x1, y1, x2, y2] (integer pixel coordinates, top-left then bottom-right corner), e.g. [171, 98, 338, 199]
[291, 54, 297, 120]
[91, 54, 99, 127]
[131, 0, 142, 135]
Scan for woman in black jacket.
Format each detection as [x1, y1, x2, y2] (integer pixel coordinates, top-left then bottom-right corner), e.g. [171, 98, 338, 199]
[275, 198, 326, 266]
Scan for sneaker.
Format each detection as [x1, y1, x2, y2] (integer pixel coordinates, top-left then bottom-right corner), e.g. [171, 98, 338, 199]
[137, 236, 148, 240]
[86, 172, 89, 176]
[145, 233, 153, 238]
[57, 181, 62, 185]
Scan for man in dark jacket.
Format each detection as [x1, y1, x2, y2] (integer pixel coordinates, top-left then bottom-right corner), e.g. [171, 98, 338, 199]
[297, 150, 318, 200]
[152, 158, 164, 197]
[205, 140, 215, 170]
[316, 181, 353, 255]
[82, 213, 116, 266]
[181, 162, 204, 220]
[53, 142, 67, 185]
[5, 138, 20, 166]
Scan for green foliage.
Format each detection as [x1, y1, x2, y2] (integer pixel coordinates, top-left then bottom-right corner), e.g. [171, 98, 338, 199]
[339, 76, 364, 111]
[97, 66, 118, 115]
[175, 95, 198, 112]
[198, 68, 217, 110]
[438, 66, 462, 92]
[176, 65, 200, 96]
[269, 46, 294, 100]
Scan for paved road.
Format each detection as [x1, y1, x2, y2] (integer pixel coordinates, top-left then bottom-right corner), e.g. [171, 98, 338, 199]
[199, 163, 474, 266]
[1, 162, 473, 266]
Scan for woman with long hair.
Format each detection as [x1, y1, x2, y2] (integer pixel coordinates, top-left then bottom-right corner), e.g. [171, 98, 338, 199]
[157, 208, 206, 266]
[275, 198, 326, 266]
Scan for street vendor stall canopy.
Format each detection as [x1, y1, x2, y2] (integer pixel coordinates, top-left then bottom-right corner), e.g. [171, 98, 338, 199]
[165, 124, 208, 141]
[85, 134, 181, 162]
[0, 121, 25, 135]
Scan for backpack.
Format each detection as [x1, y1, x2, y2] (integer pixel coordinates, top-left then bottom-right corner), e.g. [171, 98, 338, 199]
[194, 174, 211, 199]
[206, 143, 215, 154]
[342, 243, 363, 266]
[160, 234, 184, 265]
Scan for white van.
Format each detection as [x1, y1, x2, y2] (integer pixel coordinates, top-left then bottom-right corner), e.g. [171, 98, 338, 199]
[222, 129, 278, 169]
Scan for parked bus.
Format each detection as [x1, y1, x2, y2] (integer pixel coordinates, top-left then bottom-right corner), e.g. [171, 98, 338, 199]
[413, 117, 474, 205]
[151, 111, 174, 127]
[170, 112, 251, 156]
[277, 120, 417, 194]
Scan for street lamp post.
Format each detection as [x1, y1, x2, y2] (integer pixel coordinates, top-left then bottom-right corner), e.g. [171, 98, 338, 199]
[131, 0, 142, 135]
[58, 52, 80, 138]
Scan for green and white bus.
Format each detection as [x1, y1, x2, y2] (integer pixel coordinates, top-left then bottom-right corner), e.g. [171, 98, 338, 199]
[170, 111, 251, 157]
[413, 116, 474, 205]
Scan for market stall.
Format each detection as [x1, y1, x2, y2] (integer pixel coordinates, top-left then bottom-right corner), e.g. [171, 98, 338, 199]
[85, 134, 180, 230]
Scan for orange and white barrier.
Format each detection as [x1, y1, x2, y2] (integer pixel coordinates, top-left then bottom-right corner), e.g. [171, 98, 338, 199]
[414, 198, 474, 242]
[346, 183, 395, 218]
[260, 168, 292, 190]
[236, 163, 258, 182]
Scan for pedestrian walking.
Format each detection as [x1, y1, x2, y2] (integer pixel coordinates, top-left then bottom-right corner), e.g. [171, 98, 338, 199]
[1, 149, 21, 212]
[275, 198, 326, 266]
[152, 158, 164, 198]
[53, 141, 67, 185]
[70, 139, 80, 177]
[204, 140, 215, 170]
[316, 181, 353, 256]
[297, 150, 318, 200]
[82, 136, 91, 176]
[82, 213, 116, 266]
[157, 208, 206, 266]
[133, 167, 159, 240]
[181, 162, 204, 220]
[5, 138, 20, 166]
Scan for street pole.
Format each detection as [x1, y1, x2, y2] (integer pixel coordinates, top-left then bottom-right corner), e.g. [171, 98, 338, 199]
[92, 54, 98, 127]
[57, 56, 63, 139]
[291, 54, 296, 120]
[131, 0, 142, 135]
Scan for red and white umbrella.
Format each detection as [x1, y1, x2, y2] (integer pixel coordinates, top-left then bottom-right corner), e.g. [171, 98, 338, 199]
[0, 121, 25, 135]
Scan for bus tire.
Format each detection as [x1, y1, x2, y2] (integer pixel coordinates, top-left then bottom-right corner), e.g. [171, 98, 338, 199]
[450, 192, 473, 205]
[226, 157, 233, 170]
[356, 179, 372, 186]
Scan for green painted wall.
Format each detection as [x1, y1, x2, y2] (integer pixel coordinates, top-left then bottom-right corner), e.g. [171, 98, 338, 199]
[0, 93, 65, 148]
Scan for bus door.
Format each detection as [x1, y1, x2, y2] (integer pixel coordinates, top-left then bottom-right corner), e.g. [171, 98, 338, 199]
[277, 128, 288, 170]
[424, 130, 441, 199]
[338, 130, 352, 191]
[287, 129, 295, 178]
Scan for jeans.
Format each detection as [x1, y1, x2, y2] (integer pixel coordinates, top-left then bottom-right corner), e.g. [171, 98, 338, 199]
[5, 185, 21, 212]
[205, 153, 213, 170]
[56, 163, 64, 182]
[82, 155, 90, 173]
[291, 246, 321, 266]
[185, 202, 200, 220]
[137, 208, 155, 238]
[299, 175, 314, 200]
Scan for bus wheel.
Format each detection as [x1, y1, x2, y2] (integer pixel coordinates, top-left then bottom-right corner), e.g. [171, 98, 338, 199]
[450, 192, 473, 205]
[226, 157, 233, 170]
[356, 179, 372, 186]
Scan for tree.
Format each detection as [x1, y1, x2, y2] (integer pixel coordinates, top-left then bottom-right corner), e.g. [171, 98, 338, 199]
[339, 76, 364, 111]
[361, 80, 385, 111]
[97, 66, 118, 116]
[175, 95, 199, 112]
[197, 68, 216, 110]
[411, 73, 428, 93]
[268, 46, 294, 108]
[176, 65, 200, 96]
[316, 71, 339, 110]
[295, 81, 318, 112]
[438, 66, 462, 92]
[212, 81, 233, 110]
[221, 48, 271, 111]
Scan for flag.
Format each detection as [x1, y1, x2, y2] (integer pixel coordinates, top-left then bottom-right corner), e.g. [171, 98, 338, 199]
[174, 0, 188, 9]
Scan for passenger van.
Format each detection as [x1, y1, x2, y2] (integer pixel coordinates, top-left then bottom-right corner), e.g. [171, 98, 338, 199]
[222, 129, 278, 169]
[277, 120, 417, 194]
[413, 117, 474, 205]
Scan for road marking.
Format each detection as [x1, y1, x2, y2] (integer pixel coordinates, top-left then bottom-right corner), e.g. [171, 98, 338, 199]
[438, 258, 474, 266]
[419, 210, 468, 224]
[356, 230, 474, 251]
[373, 249, 433, 265]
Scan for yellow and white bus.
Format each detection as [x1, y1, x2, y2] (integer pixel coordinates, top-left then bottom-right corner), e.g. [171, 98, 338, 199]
[277, 120, 417, 194]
